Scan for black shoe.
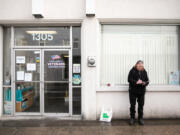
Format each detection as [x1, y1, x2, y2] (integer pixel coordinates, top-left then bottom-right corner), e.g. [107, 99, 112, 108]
[129, 118, 135, 125]
[138, 118, 144, 125]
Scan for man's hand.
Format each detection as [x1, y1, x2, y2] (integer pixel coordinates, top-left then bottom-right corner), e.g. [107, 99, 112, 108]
[136, 79, 143, 84]
[142, 82, 146, 85]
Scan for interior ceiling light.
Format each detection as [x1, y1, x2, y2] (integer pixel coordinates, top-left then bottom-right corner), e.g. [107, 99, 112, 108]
[26, 31, 57, 34]
[64, 55, 69, 58]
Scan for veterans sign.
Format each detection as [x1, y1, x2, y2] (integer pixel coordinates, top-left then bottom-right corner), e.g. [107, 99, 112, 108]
[48, 55, 65, 69]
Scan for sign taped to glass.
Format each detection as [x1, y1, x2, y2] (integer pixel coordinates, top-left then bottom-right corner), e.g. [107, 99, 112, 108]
[48, 55, 65, 69]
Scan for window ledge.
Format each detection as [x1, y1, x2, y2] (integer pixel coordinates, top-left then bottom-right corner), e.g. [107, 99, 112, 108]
[96, 85, 180, 92]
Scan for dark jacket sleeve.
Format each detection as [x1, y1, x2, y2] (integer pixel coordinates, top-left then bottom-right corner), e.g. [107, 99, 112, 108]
[128, 69, 137, 86]
[143, 70, 149, 86]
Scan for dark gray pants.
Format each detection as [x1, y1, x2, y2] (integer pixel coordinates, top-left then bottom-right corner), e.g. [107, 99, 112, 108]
[129, 92, 145, 119]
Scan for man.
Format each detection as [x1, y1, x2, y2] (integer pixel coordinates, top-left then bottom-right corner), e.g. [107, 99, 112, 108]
[128, 60, 149, 125]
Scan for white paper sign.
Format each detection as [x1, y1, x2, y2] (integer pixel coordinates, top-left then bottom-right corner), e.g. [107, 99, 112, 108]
[16, 56, 25, 64]
[73, 64, 80, 73]
[34, 51, 40, 54]
[27, 63, 36, 71]
[24, 73, 32, 82]
[17, 71, 24, 80]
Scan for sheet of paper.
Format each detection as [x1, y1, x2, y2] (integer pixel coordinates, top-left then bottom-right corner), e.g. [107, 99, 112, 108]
[17, 71, 24, 80]
[24, 73, 32, 82]
[34, 51, 40, 54]
[16, 56, 25, 64]
[27, 63, 36, 71]
[73, 64, 80, 73]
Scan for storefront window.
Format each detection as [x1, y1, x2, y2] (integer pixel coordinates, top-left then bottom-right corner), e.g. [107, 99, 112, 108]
[14, 27, 70, 46]
[3, 27, 11, 85]
[72, 27, 81, 86]
[3, 26, 81, 116]
[101, 25, 180, 86]
[3, 27, 12, 115]
[73, 88, 81, 114]
[72, 26, 81, 114]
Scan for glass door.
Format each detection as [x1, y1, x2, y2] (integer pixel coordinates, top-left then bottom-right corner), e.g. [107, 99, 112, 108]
[43, 50, 71, 115]
[14, 49, 41, 114]
[14, 49, 71, 115]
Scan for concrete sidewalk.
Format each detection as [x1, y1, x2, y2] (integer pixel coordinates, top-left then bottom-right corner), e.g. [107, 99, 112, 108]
[0, 119, 180, 135]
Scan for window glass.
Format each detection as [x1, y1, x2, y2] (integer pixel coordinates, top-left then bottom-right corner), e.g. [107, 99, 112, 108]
[15, 50, 40, 113]
[3, 27, 11, 85]
[44, 51, 69, 81]
[72, 27, 81, 115]
[15, 51, 40, 81]
[72, 27, 81, 86]
[14, 27, 70, 46]
[3, 27, 12, 115]
[73, 88, 81, 115]
[3, 88, 12, 115]
[15, 82, 40, 113]
[101, 25, 180, 85]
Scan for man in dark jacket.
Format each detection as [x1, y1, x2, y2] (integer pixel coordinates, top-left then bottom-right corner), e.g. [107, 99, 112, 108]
[128, 60, 149, 125]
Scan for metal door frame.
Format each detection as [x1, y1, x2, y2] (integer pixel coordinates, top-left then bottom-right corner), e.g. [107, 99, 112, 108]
[12, 49, 42, 116]
[10, 26, 74, 117]
[12, 49, 72, 116]
[42, 49, 72, 116]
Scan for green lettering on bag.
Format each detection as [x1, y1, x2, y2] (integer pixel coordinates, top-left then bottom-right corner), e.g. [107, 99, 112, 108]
[103, 113, 109, 118]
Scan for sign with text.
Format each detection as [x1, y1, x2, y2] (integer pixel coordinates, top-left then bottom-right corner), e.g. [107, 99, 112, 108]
[48, 55, 65, 69]
[15, 27, 70, 46]
[32, 33, 53, 41]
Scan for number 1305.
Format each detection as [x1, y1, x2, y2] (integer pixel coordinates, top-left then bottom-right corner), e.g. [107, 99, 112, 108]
[32, 33, 53, 41]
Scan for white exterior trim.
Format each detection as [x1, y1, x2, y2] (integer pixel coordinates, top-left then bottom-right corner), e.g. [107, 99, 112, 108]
[0, 26, 3, 117]
[97, 85, 180, 92]
[0, 19, 83, 26]
[98, 18, 180, 25]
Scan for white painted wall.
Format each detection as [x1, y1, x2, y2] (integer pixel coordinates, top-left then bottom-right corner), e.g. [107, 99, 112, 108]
[43, 0, 85, 19]
[81, 17, 99, 120]
[0, 0, 180, 20]
[0, 0, 33, 19]
[96, 91, 180, 119]
[96, 0, 180, 19]
[0, 0, 85, 20]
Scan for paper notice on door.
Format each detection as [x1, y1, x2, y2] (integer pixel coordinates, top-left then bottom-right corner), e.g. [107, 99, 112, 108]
[17, 71, 24, 80]
[16, 56, 25, 64]
[73, 64, 80, 73]
[27, 63, 36, 71]
[24, 73, 32, 82]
